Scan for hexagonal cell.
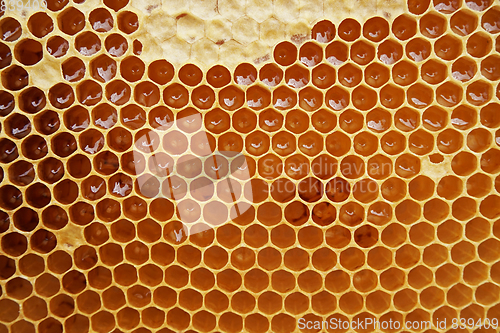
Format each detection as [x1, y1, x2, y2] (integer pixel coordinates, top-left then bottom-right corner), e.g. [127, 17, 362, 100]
[380, 84, 405, 109]
[435, 34, 462, 61]
[362, 17, 389, 42]
[274, 41, 297, 66]
[120, 56, 145, 82]
[312, 20, 335, 43]
[76, 80, 103, 106]
[145, 61, 173, 86]
[433, 0, 461, 13]
[58, 7, 85, 36]
[5, 113, 31, 139]
[205, 65, 230, 88]
[28, 12, 54, 38]
[420, 12, 447, 38]
[451, 105, 476, 130]
[134, 81, 160, 107]
[466, 80, 492, 106]
[422, 106, 447, 131]
[324, 43, 348, 69]
[392, 14, 417, 41]
[62, 57, 86, 82]
[466, 0, 493, 10]
[285, 64, 309, 89]
[437, 129, 463, 154]
[19, 87, 46, 114]
[377, 40, 403, 65]
[435, 82, 463, 107]
[117, 11, 139, 34]
[408, 0, 431, 13]
[452, 57, 477, 82]
[89, 8, 114, 32]
[467, 32, 492, 58]
[352, 86, 377, 111]
[407, 83, 433, 109]
[409, 129, 434, 155]
[34, 110, 59, 135]
[48, 83, 75, 109]
[272, 86, 297, 110]
[90, 55, 116, 83]
[326, 86, 349, 111]
[451, 151, 477, 176]
[450, 9, 478, 36]
[259, 63, 283, 87]
[298, 86, 322, 112]
[350, 40, 375, 66]
[338, 63, 362, 88]
[234, 63, 256, 85]
[2, 65, 28, 91]
[481, 6, 500, 33]
[232, 16, 259, 45]
[338, 18, 361, 42]
[105, 34, 128, 57]
[363, 63, 389, 89]
[63, 105, 90, 132]
[481, 55, 500, 81]
[420, 59, 447, 85]
[0, 42, 11, 71]
[392, 60, 418, 86]
[299, 41, 322, 67]
[310, 64, 335, 90]
[219, 85, 244, 111]
[0, 17, 22, 42]
[179, 63, 202, 86]
[406, 37, 431, 62]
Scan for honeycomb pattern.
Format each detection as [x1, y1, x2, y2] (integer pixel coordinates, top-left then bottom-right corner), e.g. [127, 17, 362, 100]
[0, 0, 500, 332]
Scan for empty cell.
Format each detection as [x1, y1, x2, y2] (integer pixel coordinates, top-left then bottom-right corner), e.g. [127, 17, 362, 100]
[451, 241, 475, 264]
[338, 291, 363, 314]
[408, 265, 433, 289]
[381, 223, 407, 247]
[420, 286, 445, 310]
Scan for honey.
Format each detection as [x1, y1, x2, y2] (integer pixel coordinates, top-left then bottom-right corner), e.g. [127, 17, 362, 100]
[0, 0, 499, 332]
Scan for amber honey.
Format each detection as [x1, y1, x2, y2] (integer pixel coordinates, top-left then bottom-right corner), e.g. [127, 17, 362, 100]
[0, 0, 500, 332]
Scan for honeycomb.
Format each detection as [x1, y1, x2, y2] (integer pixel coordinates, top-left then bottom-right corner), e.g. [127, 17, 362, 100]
[0, 0, 500, 332]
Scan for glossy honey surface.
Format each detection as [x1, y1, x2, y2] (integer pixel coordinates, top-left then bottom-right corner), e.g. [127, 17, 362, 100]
[0, 0, 500, 332]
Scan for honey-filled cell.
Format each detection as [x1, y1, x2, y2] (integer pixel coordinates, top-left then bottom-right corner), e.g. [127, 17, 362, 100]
[4, 1, 500, 331]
